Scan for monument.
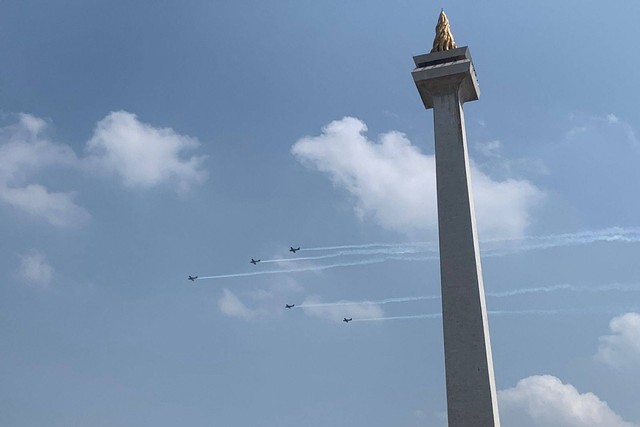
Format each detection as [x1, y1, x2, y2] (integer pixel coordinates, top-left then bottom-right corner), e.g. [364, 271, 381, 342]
[411, 11, 501, 427]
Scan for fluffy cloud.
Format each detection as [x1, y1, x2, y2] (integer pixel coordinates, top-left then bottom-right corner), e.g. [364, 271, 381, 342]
[594, 312, 640, 369]
[476, 140, 503, 158]
[218, 289, 260, 320]
[0, 111, 207, 226]
[85, 111, 207, 191]
[217, 279, 303, 320]
[292, 117, 544, 238]
[498, 375, 637, 427]
[0, 114, 77, 181]
[300, 295, 384, 323]
[17, 250, 53, 289]
[0, 114, 88, 226]
[1, 184, 89, 227]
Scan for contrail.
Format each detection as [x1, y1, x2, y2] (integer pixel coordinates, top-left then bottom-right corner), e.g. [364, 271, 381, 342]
[488, 284, 573, 297]
[488, 308, 586, 316]
[277, 227, 640, 264]
[196, 227, 640, 281]
[301, 242, 435, 252]
[490, 283, 640, 297]
[295, 283, 640, 309]
[300, 226, 640, 253]
[351, 308, 616, 322]
[197, 258, 390, 280]
[352, 313, 441, 322]
[359, 228, 640, 262]
[259, 247, 435, 264]
[296, 295, 440, 308]
[259, 253, 347, 264]
[197, 253, 439, 281]
[483, 226, 640, 245]
[484, 230, 640, 257]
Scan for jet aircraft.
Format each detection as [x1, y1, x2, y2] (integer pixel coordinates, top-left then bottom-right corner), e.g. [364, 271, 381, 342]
[289, 247, 301, 253]
[285, 304, 295, 309]
[343, 317, 353, 323]
[250, 258, 261, 265]
[188, 275, 198, 281]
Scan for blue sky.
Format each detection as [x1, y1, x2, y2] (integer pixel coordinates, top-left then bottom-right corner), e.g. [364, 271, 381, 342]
[2, 1, 640, 426]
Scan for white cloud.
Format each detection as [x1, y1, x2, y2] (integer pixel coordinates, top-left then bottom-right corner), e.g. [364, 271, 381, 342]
[566, 126, 589, 138]
[246, 277, 304, 302]
[216, 277, 304, 320]
[218, 289, 260, 320]
[17, 250, 53, 289]
[498, 375, 638, 427]
[0, 114, 77, 182]
[1, 184, 89, 227]
[471, 169, 543, 239]
[300, 295, 384, 323]
[292, 117, 544, 238]
[477, 140, 502, 157]
[606, 114, 620, 124]
[0, 111, 208, 225]
[594, 312, 640, 369]
[85, 111, 207, 192]
[0, 114, 88, 226]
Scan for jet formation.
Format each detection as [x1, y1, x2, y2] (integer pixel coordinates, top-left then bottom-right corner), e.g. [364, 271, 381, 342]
[188, 245, 356, 322]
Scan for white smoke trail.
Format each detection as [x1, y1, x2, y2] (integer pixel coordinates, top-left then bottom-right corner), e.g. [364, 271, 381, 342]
[271, 227, 640, 265]
[488, 308, 585, 316]
[585, 283, 640, 292]
[483, 226, 640, 245]
[351, 308, 618, 322]
[301, 226, 640, 253]
[294, 283, 640, 310]
[352, 313, 441, 322]
[196, 227, 640, 281]
[197, 253, 439, 281]
[259, 246, 435, 264]
[301, 242, 434, 252]
[349, 228, 640, 263]
[296, 295, 440, 308]
[197, 257, 389, 280]
[484, 230, 640, 257]
[259, 253, 346, 264]
[490, 283, 640, 297]
[488, 284, 573, 297]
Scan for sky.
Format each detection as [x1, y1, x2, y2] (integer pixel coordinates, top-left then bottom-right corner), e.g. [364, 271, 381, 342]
[1, 1, 640, 426]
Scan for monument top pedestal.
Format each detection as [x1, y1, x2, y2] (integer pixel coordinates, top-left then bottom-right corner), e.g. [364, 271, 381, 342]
[411, 46, 480, 110]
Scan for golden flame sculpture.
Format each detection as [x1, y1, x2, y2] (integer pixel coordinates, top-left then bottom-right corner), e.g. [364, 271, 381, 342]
[431, 10, 457, 52]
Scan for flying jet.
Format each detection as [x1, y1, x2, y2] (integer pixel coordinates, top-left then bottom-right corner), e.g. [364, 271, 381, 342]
[188, 275, 198, 281]
[343, 317, 353, 323]
[289, 247, 301, 253]
[285, 304, 295, 309]
[250, 258, 261, 265]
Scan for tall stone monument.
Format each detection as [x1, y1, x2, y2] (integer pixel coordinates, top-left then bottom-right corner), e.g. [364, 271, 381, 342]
[411, 11, 501, 427]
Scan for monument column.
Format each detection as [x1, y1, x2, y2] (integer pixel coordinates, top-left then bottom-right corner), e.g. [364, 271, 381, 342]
[411, 11, 501, 427]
